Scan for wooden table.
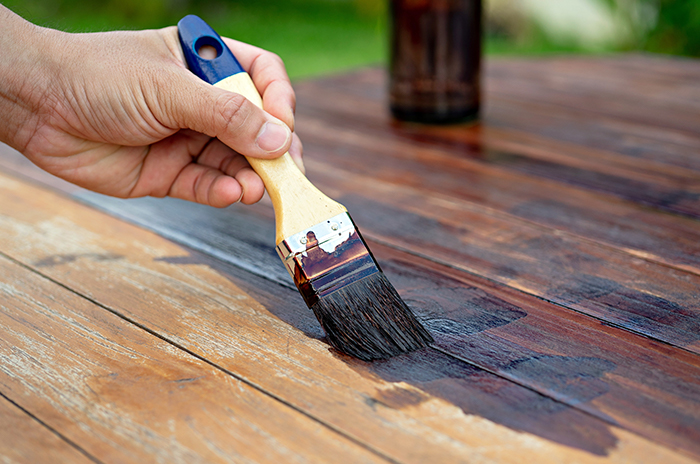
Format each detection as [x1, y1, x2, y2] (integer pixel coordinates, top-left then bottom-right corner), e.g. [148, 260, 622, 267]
[1, 54, 699, 463]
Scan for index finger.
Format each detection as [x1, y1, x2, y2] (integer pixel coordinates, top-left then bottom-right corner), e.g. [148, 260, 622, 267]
[222, 38, 296, 132]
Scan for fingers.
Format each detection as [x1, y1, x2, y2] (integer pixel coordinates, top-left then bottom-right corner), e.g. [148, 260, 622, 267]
[221, 38, 296, 131]
[131, 131, 266, 207]
[159, 71, 293, 160]
[155, 28, 300, 165]
[288, 133, 305, 174]
[168, 163, 243, 208]
[194, 138, 265, 204]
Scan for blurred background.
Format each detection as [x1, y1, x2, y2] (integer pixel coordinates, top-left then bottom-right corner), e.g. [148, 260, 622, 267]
[4, 0, 699, 80]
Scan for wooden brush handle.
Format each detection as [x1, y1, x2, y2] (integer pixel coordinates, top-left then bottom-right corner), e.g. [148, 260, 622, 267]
[178, 15, 346, 244]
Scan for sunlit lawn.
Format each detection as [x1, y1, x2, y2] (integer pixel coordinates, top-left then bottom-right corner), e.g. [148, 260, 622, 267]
[5, 0, 388, 80]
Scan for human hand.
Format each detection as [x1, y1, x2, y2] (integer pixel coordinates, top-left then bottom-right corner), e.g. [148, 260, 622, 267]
[0, 6, 303, 207]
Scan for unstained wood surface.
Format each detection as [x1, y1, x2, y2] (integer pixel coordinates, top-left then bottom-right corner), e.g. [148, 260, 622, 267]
[0, 54, 699, 463]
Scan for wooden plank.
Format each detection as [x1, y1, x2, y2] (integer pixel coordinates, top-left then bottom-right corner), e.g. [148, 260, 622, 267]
[298, 71, 700, 179]
[486, 56, 700, 137]
[486, 99, 700, 173]
[293, 69, 700, 219]
[4, 121, 700, 280]
[0, 395, 94, 464]
[63, 162, 700, 356]
[301, 162, 700, 352]
[0, 171, 696, 463]
[3, 144, 698, 454]
[283, 79, 700, 274]
[59, 186, 700, 458]
[0, 257, 386, 463]
[373, 246, 700, 458]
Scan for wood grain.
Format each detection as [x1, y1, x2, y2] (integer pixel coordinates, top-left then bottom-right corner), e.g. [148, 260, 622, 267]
[2, 138, 699, 457]
[0, 395, 94, 464]
[308, 163, 700, 351]
[53, 187, 700, 459]
[0, 254, 384, 462]
[0, 254, 387, 464]
[1, 54, 699, 463]
[0, 171, 696, 463]
[0, 172, 694, 463]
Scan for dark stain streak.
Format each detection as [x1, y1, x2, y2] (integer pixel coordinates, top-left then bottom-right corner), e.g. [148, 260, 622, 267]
[502, 356, 616, 405]
[361, 349, 618, 456]
[549, 274, 700, 343]
[34, 253, 123, 267]
[172, 376, 204, 383]
[155, 246, 621, 455]
[154, 255, 209, 266]
[382, 260, 527, 335]
[366, 386, 428, 410]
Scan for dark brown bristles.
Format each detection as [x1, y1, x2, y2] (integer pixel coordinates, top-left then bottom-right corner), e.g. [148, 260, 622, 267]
[278, 212, 433, 360]
[310, 271, 434, 361]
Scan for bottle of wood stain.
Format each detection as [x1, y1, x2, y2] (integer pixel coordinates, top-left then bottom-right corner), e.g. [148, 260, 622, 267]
[389, 0, 482, 124]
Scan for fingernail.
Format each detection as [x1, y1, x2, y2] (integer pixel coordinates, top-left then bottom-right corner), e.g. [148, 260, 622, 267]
[256, 122, 291, 153]
[289, 136, 305, 173]
[286, 108, 296, 132]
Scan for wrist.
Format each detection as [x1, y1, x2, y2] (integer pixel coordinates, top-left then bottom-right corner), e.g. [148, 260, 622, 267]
[0, 6, 58, 151]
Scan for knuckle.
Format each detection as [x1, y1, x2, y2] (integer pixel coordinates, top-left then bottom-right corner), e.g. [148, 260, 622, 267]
[260, 50, 284, 68]
[213, 92, 250, 137]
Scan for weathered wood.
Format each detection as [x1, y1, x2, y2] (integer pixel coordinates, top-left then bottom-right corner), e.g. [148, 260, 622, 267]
[307, 162, 700, 351]
[52, 185, 700, 458]
[0, 395, 94, 464]
[294, 68, 700, 219]
[39, 144, 699, 357]
[3, 136, 700, 455]
[0, 171, 693, 463]
[1, 54, 699, 463]
[0, 257, 388, 463]
[4, 126, 700, 355]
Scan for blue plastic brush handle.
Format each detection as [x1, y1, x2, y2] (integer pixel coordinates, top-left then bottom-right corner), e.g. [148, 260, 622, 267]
[177, 15, 246, 85]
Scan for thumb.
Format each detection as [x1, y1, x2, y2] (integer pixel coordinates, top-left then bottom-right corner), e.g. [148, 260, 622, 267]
[162, 70, 292, 159]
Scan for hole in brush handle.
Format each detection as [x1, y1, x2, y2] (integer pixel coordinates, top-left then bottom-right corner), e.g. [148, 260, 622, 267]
[195, 36, 222, 60]
[177, 14, 246, 85]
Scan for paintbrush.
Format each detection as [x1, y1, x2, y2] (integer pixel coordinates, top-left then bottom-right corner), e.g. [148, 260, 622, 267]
[178, 15, 433, 361]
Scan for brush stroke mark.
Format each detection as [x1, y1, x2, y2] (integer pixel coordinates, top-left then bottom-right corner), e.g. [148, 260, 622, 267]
[502, 355, 615, 405]
[340, 194, 468, 253]
[510, 198, 700, 270]
[483, 150, 700, 219]
[157, 250, 620, 454]
[549, 274, 700, 344]
[362, 348, 618, 456]
[366, 385, 429, 410]
[384, 260, 617, 404]
[382, 260, 527, 335]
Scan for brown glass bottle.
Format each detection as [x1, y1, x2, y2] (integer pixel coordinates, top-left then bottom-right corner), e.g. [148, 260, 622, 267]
[389, 0, 482, 124]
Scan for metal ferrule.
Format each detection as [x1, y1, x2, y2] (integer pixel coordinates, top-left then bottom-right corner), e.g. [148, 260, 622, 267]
[276, 212, 380, 306]
[276, 212, 355, 277]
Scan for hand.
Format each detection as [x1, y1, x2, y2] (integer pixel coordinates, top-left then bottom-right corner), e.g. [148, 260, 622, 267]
[0, 6, 304, 207]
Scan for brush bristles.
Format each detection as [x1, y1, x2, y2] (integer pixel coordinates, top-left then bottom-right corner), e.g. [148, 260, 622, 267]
[310, 271, 434, 361]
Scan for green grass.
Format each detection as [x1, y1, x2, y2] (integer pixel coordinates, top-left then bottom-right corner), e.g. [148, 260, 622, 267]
[4, 0, 388, 80]
[5, 0, 697, 81]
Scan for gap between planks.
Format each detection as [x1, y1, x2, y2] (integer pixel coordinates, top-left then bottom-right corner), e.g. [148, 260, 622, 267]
[1, 206, 697, 460]
[0, 249, 398, 464]
[0, 391, 101, 464]
[1, 157, 698, 398]
[0, 170, 696, 462]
